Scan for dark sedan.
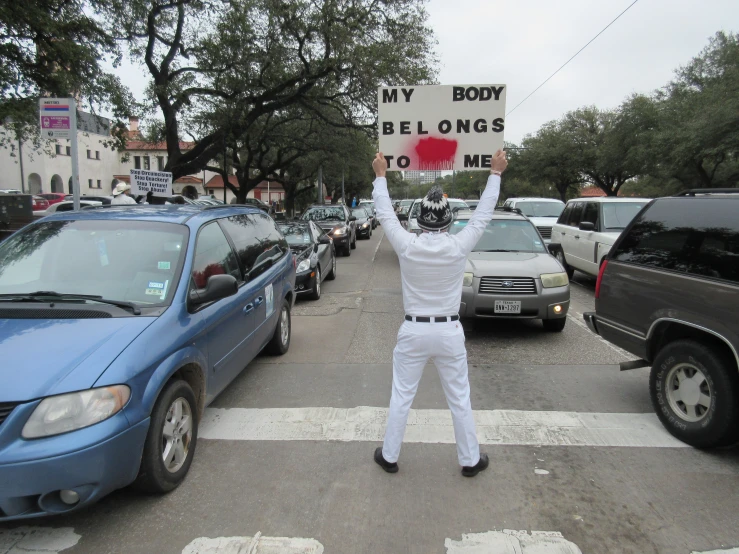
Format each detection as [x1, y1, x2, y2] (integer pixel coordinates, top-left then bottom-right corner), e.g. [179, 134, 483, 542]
[300, 204, 357, 256]
[352, 207, 373, 239]
[278, 221, 336, 300]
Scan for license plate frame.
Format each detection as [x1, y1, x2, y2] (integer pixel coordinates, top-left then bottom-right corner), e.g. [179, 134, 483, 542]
[494, 300, 522, 314]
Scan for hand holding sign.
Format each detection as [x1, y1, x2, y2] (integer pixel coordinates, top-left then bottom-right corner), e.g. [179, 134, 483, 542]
[372, 152, 388, 178]
[491, 149, 508, 174]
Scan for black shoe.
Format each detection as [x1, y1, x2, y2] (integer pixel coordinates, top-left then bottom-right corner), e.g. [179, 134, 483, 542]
[374, 447, 398, 473]
[461, 453, 489, 477]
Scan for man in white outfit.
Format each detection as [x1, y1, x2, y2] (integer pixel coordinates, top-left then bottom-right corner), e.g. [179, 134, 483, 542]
[371, 149, 507, 477]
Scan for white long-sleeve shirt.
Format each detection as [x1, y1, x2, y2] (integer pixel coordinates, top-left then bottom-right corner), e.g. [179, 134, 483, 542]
[372, 174, 501, 317]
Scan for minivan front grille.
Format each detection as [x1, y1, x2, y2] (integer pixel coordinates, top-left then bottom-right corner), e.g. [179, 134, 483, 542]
[479, 277, 537, 295]
[0, 402, 18, 428]
[537, 226, 552, 239]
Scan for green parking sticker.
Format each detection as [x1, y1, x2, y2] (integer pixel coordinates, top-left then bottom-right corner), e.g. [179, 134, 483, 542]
[158, 261, 171, 270]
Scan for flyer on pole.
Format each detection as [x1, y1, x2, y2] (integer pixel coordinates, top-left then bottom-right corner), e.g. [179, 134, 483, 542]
[39, 99, 73, 140]
[130, 169, 173, 197]
[377, 84, 506, 171]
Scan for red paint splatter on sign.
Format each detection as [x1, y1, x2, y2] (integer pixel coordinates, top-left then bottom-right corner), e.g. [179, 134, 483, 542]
[414, 137, 458, 170]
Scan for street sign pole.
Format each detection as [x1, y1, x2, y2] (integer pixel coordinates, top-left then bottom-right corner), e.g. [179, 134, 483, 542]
[341, 167, 345, 205]
[69, 99, 81, 210]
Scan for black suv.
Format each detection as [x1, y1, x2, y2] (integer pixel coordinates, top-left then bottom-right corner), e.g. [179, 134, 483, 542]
[300, 204, 357, 256]
[584, 189, 739, 448]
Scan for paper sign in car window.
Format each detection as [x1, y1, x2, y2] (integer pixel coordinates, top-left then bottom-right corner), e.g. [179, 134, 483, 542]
[158, 261, 171, 270]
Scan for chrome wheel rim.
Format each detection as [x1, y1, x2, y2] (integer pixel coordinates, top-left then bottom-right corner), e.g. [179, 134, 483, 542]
[280, 305, 289, 345]
[315, 268, 321, 295]
[666, 362, 712, 422]
[162, 397, 193, 473]
[332, 256, 336, 275]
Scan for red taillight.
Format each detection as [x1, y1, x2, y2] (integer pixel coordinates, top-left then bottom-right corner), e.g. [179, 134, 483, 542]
[595, 259, 608, 299]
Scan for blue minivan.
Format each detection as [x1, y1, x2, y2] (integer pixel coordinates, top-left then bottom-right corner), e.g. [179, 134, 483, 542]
[0, 205, 295, 520]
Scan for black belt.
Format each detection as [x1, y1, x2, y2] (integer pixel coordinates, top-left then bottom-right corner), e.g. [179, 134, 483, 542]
[405, 315, 459, 323]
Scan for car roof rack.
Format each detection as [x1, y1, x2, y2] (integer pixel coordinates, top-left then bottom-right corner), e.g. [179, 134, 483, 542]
[675, 188, 739, 197]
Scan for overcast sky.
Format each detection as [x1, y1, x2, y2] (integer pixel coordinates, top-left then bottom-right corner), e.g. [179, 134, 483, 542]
[110, 0, 739, 145]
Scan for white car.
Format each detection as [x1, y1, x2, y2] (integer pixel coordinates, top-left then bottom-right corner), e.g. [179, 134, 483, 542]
[34, 200, 103, 218]
[501, 197, 565, 243]
[551, 197, 651, 277]
[407, 197, 469, 235]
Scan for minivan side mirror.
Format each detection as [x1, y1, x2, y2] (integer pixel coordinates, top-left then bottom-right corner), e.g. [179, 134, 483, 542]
[579, 221, 596, 231]
[189, 274, 238, 307]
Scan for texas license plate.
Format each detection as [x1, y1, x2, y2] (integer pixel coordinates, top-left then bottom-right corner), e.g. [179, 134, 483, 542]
[494, 300, 521, 314]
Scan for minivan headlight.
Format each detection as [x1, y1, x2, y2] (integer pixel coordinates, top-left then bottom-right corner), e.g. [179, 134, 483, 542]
[22, 385, 131, 439]
[463, 272, 474, 287]
[540, 272, 569, 288]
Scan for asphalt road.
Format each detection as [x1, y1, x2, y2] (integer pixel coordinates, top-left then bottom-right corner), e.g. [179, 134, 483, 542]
[2, 227, 739, 554]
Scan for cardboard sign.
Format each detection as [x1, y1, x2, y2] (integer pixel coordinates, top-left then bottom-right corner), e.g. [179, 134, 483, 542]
[130, 169, 173, 197]
[39, 99, 72, 139]
[378, 85, 506, 171]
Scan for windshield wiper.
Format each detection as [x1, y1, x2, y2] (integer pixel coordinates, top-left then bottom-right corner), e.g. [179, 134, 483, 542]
[475, 249, 517, 252]
[0, 291, 141, 315]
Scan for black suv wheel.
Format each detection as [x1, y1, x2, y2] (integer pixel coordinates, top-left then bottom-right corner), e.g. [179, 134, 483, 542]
[650, 339, 739, 448]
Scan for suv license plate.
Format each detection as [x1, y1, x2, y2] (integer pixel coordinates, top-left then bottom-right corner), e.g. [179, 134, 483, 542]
[494, 300, 521, 314]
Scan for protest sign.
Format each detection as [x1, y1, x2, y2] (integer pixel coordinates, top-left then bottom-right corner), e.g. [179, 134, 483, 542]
[377, 84, 506, 171]
[130, 169, 173, 197]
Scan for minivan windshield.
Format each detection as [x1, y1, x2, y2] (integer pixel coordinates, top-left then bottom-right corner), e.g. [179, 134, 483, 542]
[602, 202, 649, 230]
[302, 207, 345, 222]
[450, 218, 546, 253]
[0, 220, 188, 306]
[515, 201, 565, 218]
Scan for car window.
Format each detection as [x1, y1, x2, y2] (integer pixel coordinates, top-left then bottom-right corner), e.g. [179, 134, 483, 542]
[191, 222, 240, 290]
[612, 198, 739, 283]
[567, 202, 584, 226]
[450, 218, 546, 253]
[557, 203, 573, 225]
[278, 223, 313, 248]
[409, 201, 422, 218]
[302, 207, 346, 222]
[601, 202, 649, 230]
[221, 213, 288, 280]
[352, 208, 367, 219]
[515, 201, 565, 218]
[0, 219, 188, 306]
[582, 202, 599, 226]
[448, 199, 469, 211]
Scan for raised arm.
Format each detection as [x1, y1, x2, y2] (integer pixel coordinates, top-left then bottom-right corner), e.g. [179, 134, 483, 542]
[454, 150, 508, 254]
[371, 152, 413, 254]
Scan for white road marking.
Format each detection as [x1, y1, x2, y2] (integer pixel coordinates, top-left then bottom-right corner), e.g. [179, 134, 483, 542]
[182, 534, 324, 554]
[692, 549, 739, 553]
[445, 530, 582, 553]
[0, 527, 80, 554]
[534, 469, 550, 475]
[371, 234, 383, 263]
[199, 406, 688, 448]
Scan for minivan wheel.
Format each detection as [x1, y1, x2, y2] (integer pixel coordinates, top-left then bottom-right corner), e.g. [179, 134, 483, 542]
[650, 340, 739, 448]
[555, 251, 574, 279]
[266, 299, 291, 355]
[134, 379, 198, 493]
[543, 318, 566, 332]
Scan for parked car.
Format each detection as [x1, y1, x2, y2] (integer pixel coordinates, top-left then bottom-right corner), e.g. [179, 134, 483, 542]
[466, 199, 479, 210]
[407, 198, 469, 235]
[278, 221, 336, 300]
[352, 207, 373, 239]
[38, 193, 67, 206]
[65, 195, 113, 205]
[230, 197, 270, 212]
[300, 204, 357, 256]
[451, 210, 570, 331]
[0, 189, 23, 194]
[0, 204, 295, 520]
[31, 196, 49, 212]
[502, 197, 565, 243]
[34, 200, 103, 217]
[583, 189, 739, 448]
[358, 201, 377, 228]
[552, 197, 651, 278]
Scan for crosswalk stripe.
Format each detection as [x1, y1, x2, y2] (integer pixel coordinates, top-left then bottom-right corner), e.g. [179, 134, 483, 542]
[199, 406, 688, 448]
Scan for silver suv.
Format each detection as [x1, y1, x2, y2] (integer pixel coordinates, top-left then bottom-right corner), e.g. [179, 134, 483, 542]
[502, 197, 564, 243]
[584, 189, 739, 448]
[452, 210, 570, 332]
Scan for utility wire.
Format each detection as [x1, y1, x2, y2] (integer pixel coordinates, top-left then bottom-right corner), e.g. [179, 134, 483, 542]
[506, 0, 641, 117]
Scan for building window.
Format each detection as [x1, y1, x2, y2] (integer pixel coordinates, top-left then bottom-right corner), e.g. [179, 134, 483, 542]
[157, 156, 164, 171]
[86, 150, 91, 159]
[95, 151, 100, 160]
[65, 146, 71, 156]
[88, 179, 93, 188]
[134, 156, 141, 169]
[209, 189, 214, 195]
[143, 156, 151, 170]
[97, 180, 101, 189]
[55, 144, 62, 155]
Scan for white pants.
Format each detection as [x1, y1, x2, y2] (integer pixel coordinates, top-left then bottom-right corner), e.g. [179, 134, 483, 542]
[382, 320, 480, 467]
